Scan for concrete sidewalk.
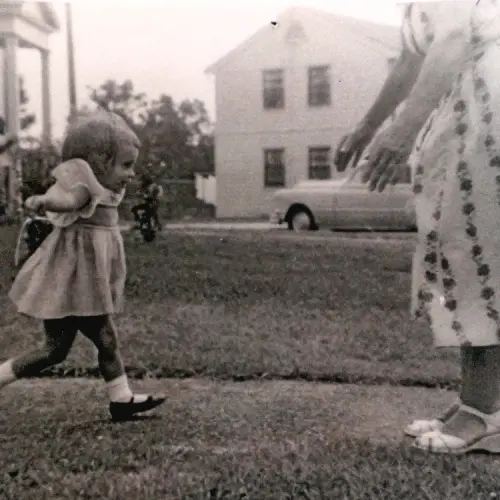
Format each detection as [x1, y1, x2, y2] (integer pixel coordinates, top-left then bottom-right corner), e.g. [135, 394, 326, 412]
[3, 377, 455, 448]
[121, 222, 417, 242]
[120, 221, 279, 232]
[166, 221, 281, 231]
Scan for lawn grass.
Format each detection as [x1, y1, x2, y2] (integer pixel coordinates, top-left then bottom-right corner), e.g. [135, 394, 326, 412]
[0, 225, 460, 388]
[2, 225, 498, 499]
[1, 379, 500, 499]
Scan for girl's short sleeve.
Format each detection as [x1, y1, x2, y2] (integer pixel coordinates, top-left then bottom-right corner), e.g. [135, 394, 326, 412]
[48, 159, 107, 224]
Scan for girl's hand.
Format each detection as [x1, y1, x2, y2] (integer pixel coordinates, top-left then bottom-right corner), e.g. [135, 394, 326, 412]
[24, 195, 45, 214]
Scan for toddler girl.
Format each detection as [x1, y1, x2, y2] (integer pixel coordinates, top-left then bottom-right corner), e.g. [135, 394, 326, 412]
[0, 111, 166, 421]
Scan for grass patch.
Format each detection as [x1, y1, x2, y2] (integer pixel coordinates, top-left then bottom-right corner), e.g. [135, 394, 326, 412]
[1, 379, 499, 499]
[2, 226, 494, 499]
[0, 226, 459, 388]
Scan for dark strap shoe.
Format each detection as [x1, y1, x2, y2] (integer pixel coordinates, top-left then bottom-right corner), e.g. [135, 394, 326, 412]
[109, 394, 166, 421]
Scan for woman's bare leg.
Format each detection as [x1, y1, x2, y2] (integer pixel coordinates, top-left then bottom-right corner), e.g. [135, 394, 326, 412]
[441, 345, 500, 440]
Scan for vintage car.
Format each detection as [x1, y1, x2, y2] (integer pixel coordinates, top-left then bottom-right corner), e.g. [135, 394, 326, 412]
[269, 168, 416, 231]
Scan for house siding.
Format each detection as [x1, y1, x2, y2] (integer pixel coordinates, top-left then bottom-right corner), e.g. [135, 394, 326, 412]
[212, 11, 399, 218]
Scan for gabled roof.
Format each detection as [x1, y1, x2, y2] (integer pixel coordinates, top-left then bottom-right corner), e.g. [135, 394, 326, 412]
[205, 6, 400, 74]
[0, 1, 60, 31]
[39, 2, 60, 31]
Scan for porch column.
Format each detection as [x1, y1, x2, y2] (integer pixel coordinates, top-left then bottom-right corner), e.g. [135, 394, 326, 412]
[4, 34, 21, 218]
[40, 48, 52, 148]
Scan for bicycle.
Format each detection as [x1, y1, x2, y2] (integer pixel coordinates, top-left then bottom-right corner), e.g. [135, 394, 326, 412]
[133, 205, 160, 243]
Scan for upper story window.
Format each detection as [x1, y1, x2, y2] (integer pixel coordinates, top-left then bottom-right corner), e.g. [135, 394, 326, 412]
[263, 69, 284, 109]
[308, 65, 331, 107]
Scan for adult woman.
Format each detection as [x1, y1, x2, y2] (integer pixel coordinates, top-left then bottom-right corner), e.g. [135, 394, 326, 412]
[335, 0, 500, 454]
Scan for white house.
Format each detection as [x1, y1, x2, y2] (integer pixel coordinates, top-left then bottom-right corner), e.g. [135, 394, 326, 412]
[205, 6, 400, 219]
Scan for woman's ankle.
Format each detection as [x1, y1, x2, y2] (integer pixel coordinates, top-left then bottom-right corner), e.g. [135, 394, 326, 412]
[460, 396, 500, 415]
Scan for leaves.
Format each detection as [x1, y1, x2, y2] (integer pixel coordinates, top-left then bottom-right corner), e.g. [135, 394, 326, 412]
[85, 79, 214, 179]
[19, 76, 36, 132]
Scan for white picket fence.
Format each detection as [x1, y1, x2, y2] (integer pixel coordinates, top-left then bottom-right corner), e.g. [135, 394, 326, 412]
[195, 173, 216, 205]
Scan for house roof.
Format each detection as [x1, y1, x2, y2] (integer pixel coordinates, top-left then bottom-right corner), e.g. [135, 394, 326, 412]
[205, 6, 401, 74]
[39, 2, 60, 31]
[0, 1, 60, 31]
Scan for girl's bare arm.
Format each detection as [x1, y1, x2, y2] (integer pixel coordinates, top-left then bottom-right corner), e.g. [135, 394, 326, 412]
[40, 184, 90, 213]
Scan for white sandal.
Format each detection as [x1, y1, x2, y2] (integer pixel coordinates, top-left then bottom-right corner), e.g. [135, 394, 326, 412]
[405, 418, 445, 437]
[404, 400, 461, 437]
[413, 404, 500, 454]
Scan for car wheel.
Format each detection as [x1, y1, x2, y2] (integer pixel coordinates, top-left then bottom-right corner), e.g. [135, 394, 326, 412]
[288, 209, 314, 232]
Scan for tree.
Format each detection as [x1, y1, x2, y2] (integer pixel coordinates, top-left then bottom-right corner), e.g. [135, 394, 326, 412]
[85, 79, 214, 180]
[19, 75, 36, 132]
[177, 98, 213, 146]
[87, 79, 148, 129]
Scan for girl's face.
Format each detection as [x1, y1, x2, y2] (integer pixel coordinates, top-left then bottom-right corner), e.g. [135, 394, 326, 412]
[102, 143, 139, 193]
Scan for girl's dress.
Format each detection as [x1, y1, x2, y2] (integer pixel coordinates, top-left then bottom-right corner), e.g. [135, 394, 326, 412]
[407, 0, 500, 346]
[9, 159, 127, 320]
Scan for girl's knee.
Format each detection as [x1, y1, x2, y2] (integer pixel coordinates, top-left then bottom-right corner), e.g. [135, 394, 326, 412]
[100, 332, 119, 353]
[79, 315, 120, 359]
[96, 322, 120, 358]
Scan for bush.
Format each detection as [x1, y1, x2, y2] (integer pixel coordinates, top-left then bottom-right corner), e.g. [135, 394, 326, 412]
[121, 179, 214, 221]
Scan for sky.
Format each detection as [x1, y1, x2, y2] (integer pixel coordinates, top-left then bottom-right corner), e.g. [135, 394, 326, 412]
[17, 0, 402, 141]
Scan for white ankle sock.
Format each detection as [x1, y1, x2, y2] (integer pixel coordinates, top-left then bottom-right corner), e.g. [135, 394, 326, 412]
[106, 374, 147, 403]
[0, 359, 17, 389]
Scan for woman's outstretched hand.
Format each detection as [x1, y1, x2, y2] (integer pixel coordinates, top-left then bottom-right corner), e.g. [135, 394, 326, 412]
[359, 149, 409, 192]
[358, 124, 415, 192]
[334, 121, 375, 172]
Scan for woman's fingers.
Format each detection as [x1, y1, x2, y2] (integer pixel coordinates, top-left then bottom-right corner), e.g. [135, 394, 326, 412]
[368, 150, 397, 191]
[389, 165, 403, 185]
[335, 132, 370, 172]
[352, 148, 365, 168]
[361, 149, 386, 184]
[335, 136, 358, 172]
[333, 136, 348, 165]
[334, 135, 354, 171]
[376, 162, 397, 192]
